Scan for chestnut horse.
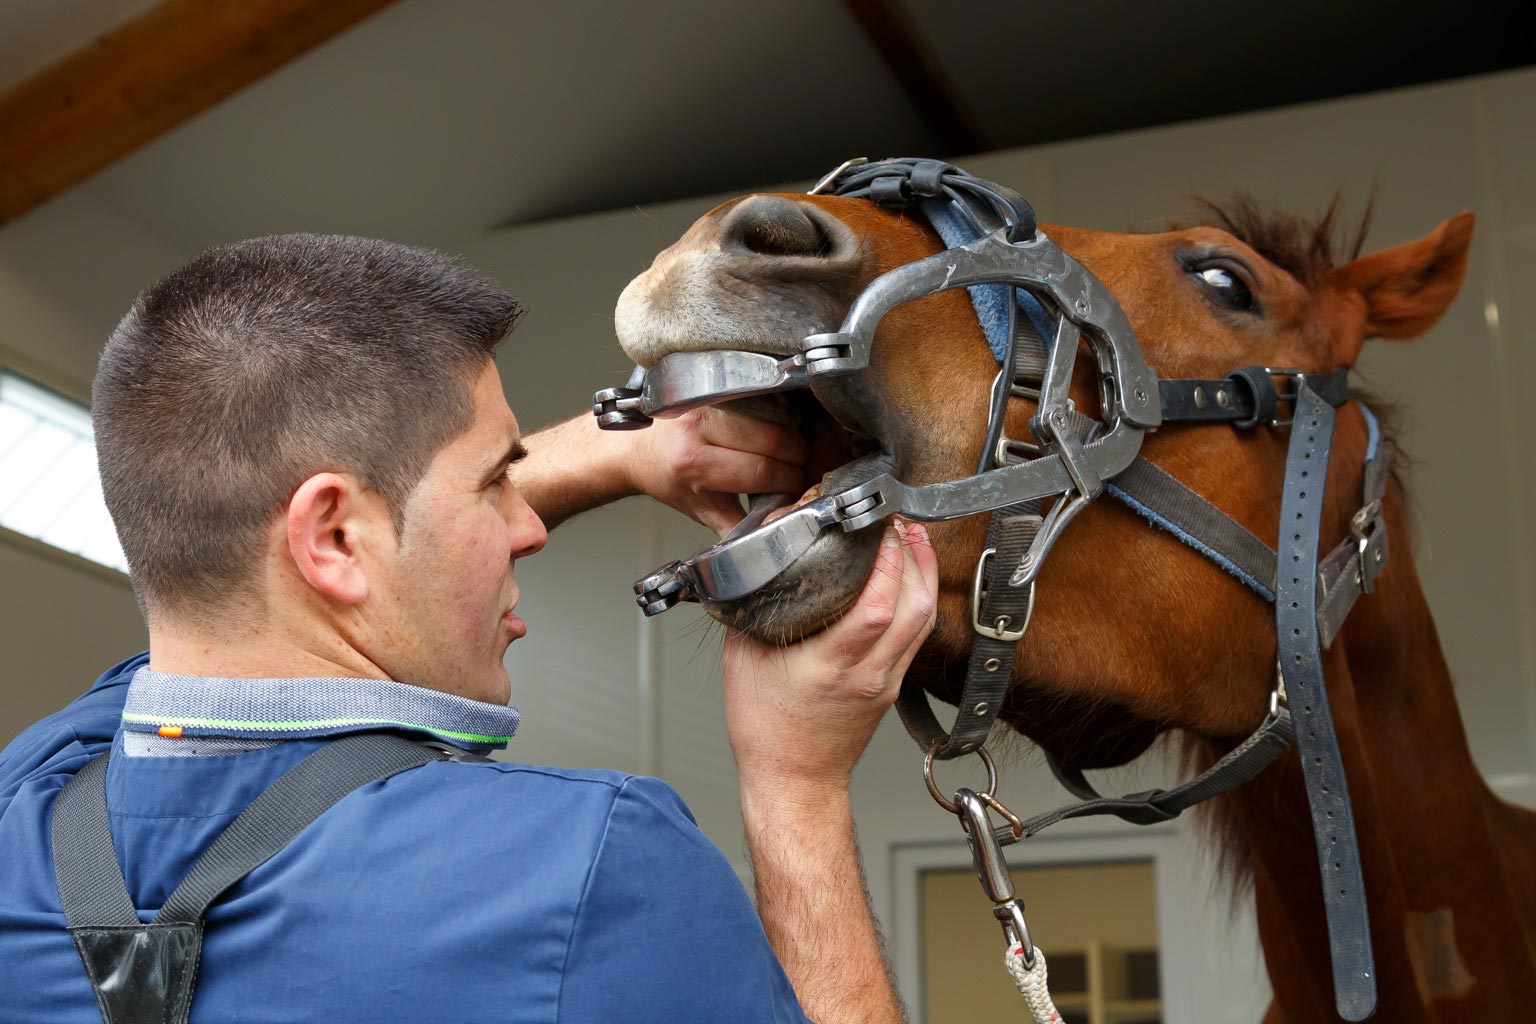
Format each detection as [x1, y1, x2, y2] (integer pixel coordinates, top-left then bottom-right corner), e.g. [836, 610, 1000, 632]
[612, 187, 1536, 1020]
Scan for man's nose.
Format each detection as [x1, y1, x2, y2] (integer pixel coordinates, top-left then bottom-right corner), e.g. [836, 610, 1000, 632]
[509, 493, 547, 560]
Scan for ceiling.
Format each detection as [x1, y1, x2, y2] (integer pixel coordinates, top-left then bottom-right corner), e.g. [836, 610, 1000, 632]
[2, 0, 1530, 252]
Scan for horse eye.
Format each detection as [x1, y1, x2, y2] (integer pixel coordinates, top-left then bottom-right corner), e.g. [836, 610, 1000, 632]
[1194, 264, 1255, 311]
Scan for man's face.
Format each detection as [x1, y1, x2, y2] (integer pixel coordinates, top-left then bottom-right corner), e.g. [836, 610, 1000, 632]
[371, 361, 546, 703]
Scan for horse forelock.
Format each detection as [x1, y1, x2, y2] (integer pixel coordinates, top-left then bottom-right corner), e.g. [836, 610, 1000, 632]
[1172, 192, 1377, 287]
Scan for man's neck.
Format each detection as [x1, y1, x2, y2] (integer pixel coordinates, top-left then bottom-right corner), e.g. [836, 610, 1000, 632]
[148, 625, 389, 681]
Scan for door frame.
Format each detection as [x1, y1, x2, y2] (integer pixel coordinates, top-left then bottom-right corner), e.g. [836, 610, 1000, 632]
[888, 821, 1240, 1023]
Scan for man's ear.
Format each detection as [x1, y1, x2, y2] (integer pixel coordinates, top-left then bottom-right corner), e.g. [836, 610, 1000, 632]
[1327, 212, 1475, 347]
[285, 473, 392, 605]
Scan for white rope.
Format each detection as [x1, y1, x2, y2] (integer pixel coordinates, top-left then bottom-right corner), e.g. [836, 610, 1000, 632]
[1004, 943, 1063, 1024]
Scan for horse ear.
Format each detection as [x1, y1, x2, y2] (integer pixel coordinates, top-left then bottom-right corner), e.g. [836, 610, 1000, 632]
[1327, 212, 1475, 343]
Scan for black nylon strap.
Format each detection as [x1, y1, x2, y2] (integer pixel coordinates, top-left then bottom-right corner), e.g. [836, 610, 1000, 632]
[158, 734, 440, 922]
[827, 158, 1038, 242]
[1277, 386, 1376, 1020]
[897, 296, 1048, 759]
[897, 512, 1041, 759]
[1008, 707, 1296, 841]
[1159, 367, 1349, 427]
[51, 753, 141, 929]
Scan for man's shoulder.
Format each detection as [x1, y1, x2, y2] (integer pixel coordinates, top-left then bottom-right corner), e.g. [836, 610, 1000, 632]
[0, 652, 147, 809]
[407, 756, 700, 829]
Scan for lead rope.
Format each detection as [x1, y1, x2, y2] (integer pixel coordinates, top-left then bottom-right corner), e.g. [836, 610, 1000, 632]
[1004, 944, 1060, 1023]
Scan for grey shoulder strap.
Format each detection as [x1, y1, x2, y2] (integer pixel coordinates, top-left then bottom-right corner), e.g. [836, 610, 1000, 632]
[51, 733, 442, 1024]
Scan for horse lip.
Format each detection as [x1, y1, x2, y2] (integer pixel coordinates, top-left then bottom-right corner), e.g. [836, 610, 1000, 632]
[820, 449, 896, 497]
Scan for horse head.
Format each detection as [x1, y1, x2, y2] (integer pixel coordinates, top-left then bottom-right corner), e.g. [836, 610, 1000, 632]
[613, 174, 1473, 770]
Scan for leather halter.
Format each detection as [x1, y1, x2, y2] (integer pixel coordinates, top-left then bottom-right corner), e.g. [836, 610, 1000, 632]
[592, 158, 1385, 1019]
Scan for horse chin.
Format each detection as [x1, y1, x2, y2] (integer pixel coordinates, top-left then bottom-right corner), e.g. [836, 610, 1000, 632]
[701, 526, 883, 643]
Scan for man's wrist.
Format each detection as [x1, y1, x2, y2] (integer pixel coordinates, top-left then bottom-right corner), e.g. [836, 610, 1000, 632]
[740, 777, 854, 834]
[559, 413, 640, 497]
[517, 414, 641, 527]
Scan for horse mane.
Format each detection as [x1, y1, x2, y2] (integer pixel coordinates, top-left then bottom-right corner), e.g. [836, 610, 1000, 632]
[1177, 191, 1376, 287]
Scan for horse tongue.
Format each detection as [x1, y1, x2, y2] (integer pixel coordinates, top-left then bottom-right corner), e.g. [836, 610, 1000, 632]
[723, 492, 796, 542]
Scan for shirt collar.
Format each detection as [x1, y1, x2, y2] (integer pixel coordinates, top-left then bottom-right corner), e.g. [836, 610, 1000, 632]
[121, 666, 521, 752]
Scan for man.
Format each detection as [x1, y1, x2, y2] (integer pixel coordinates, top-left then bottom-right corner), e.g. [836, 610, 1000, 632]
[0, 234, 936, 1022]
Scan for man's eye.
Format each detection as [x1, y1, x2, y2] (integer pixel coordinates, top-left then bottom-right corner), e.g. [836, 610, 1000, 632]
[1193, 264, 1255, 312]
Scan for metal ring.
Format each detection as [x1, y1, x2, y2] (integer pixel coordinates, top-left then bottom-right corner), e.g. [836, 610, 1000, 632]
[923, 740, 999, 814]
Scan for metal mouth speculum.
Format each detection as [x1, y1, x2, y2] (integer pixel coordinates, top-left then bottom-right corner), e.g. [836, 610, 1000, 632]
[599, 223, 1157, 617]
[593, 349, 812, 429]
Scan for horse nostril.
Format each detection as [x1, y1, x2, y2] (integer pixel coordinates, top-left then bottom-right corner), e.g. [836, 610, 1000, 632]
[724, 196, 834, 259]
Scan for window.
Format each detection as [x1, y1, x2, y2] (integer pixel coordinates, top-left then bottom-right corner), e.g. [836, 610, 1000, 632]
[0, 370, 128, 574]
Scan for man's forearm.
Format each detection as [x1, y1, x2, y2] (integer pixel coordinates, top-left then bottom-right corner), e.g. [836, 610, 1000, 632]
[513, 414, 637, 530]
[743, 786, 904, 1024]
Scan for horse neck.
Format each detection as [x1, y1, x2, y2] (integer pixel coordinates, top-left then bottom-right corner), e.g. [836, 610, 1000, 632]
[1223, 500, 1536, 1019]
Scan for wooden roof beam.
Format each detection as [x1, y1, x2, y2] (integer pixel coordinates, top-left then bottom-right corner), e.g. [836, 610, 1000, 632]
[0, 0, 398, 226]
[841, 0, 990, 157]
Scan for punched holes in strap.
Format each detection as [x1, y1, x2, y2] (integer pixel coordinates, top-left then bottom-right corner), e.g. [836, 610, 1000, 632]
[1159, 367, 1349, 428]
[1276, 385, 1377, 1021]
[895, 511, 1040, 760]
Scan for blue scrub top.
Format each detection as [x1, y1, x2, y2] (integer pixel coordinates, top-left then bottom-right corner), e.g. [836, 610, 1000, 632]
[0, 654, 811, 1023]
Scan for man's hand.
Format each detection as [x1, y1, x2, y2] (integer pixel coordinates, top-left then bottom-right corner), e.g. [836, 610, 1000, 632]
[724, 520, 938, 1024]
[723, 518, 938, 795]
[629, 407, 808, 536]
[512, 407, 806, 534]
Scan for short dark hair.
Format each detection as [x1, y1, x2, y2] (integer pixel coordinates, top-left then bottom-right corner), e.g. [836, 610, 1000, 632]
[93, 233, 523, 619]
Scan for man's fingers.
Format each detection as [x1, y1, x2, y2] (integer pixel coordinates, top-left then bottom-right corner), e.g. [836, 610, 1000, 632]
[891, 525, 940, 673]
[695, 407, 809, 466]
[826, 524, 906, 661]
[696, 496, 747, 537]
[683, 445, 806, 500]
[864, 521, 936, 669]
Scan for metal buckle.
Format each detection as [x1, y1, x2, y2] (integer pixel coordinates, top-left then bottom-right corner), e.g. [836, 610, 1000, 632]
[1350, 499, 1383, 550]
[1349, 498, 1385, 594]
[993, 436, 1040, 466]
[1269, 661, 1290, 719]
[971, 548, 1034, 641]
[807, 156, 868, 195]
[1263, 366, 1308, 427]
